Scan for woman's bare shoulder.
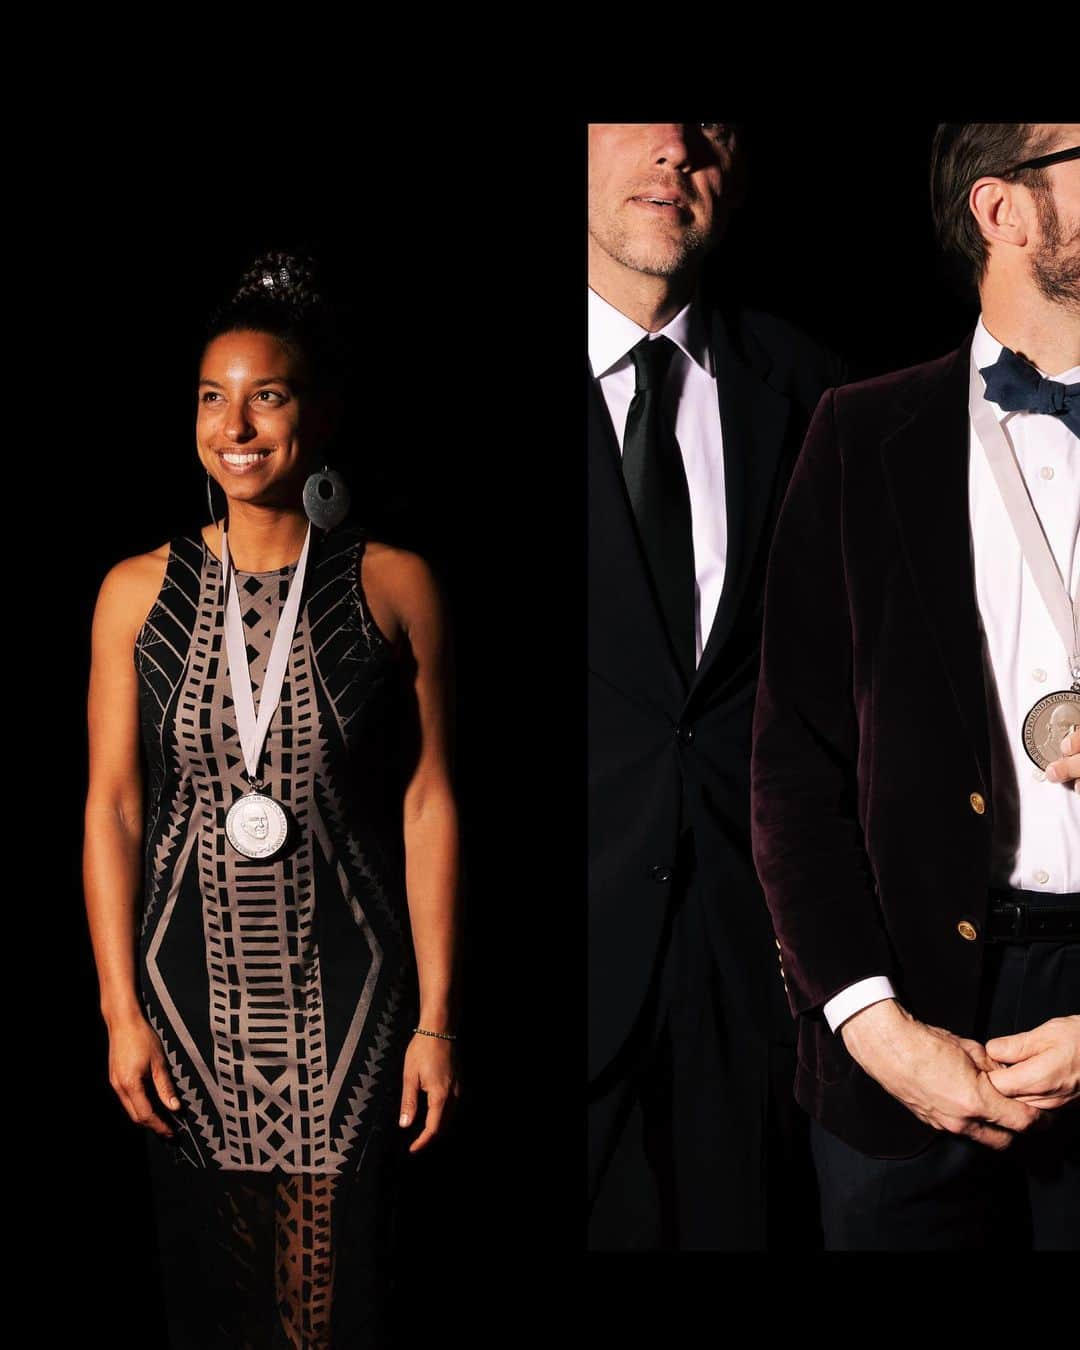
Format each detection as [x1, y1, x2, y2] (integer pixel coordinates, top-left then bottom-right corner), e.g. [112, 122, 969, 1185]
[93, 541, 173, 641]
[362, 540, 441, 603]
[362, 539, 437, 583]
[360, 540, 444, 644]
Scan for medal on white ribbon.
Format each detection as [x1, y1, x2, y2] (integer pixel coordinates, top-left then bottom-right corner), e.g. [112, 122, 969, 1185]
[970, 357, 1080, 771]
[219, 523, 313, 858]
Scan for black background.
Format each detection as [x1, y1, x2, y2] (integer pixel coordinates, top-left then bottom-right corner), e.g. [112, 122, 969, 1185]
[31, 115, 1020, 1338]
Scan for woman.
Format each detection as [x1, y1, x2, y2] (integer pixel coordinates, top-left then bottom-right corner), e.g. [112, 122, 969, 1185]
[82, 250, 461, 1346]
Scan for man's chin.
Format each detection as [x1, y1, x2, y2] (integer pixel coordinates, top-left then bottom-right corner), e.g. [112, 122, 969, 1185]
[618, 242, 705, 279]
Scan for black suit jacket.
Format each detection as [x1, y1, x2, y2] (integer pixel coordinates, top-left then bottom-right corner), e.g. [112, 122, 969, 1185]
[750, 332, 1027, 1158]
[588, 299, 847, 1090]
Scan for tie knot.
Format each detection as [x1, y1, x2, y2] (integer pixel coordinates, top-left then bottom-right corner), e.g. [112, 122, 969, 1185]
[629, 334, 677, 393]
[1037, 376, 1068, 416]
[981, 343, 1079, 426]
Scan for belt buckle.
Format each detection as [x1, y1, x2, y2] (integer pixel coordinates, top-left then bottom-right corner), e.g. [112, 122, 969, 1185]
[1000, 901, 1027, 941]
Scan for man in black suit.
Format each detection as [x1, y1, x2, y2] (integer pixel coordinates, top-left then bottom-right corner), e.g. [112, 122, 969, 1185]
[587, 122, 847, 1249]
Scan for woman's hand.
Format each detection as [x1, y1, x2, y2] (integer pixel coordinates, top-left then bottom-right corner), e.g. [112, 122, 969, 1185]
[108, 1012, 181, 1140]
[398, 1034, 461, 1153]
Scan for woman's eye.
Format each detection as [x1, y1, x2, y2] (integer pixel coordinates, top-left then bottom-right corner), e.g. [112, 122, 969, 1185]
[699, 122, 731, 141]
[198, 388, 287, 405]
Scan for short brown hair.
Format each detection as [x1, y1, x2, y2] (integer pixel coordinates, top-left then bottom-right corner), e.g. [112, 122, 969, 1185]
[929, 123, 1059, 292]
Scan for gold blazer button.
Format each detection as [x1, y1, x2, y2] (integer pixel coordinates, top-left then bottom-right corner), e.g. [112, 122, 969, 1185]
[957, 920, 978, 941]
[969, 792, 986, 814]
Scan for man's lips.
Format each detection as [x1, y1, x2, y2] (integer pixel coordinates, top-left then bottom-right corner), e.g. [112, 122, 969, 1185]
[629, 193, 691, 218]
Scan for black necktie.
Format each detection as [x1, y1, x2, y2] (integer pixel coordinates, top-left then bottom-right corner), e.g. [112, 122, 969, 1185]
[621, 335, 696, 683]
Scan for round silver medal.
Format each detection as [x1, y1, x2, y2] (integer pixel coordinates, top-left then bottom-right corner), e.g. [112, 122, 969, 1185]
[1022, 690, 1080, 771]
[225, 791, 289, 859]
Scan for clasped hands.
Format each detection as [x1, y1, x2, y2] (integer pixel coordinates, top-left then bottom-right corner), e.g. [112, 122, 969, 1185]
[841, 1000, 1080, 1149]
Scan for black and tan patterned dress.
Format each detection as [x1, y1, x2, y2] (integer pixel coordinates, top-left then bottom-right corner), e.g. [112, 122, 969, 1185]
[133, 522, 417, 1346]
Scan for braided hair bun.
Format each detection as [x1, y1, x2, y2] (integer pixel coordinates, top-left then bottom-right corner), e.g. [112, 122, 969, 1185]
[230, 250, 323, 317]
[204, 248, 346, 396]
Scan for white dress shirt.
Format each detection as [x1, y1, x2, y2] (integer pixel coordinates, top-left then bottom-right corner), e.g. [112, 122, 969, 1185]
[824, 314, 1080, 1032]
[588, 285, 727, 666]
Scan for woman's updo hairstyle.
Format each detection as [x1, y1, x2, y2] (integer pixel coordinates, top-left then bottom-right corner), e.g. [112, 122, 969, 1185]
[203, 248, 348, 401]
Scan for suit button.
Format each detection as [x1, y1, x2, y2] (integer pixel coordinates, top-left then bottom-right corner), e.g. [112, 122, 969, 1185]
[676, 723, 694, 746]
[957, 920, 978, 941]
[969, 792, 986, 814]
[649, 865, 672, 883]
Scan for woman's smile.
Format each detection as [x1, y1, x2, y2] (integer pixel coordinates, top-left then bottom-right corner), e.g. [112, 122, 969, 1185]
[217, 448, 275, 473]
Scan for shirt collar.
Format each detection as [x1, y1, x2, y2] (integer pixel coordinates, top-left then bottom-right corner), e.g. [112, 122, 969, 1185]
[973, 313, 1080, 424]
[588, 285, 713, 380]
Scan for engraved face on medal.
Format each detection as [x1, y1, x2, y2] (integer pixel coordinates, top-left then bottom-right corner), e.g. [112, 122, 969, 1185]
[1023, 691, 1080, 771]
[225, 792, 289, 859]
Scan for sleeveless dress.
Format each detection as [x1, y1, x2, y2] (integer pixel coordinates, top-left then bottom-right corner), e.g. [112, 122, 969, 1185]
[133, 523, 418, 1346]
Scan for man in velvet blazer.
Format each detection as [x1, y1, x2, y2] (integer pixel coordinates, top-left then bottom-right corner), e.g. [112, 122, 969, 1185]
[750, 122, 1079, 1250]
[587, 123, 846, 1249]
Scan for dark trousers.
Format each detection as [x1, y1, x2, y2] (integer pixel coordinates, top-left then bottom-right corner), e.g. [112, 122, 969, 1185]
[587, 840, 819, 1251]
[811, 893, 1080, 1251]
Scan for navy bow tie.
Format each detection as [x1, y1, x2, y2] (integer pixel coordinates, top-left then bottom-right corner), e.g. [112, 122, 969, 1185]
[980, 344, 1080, 438]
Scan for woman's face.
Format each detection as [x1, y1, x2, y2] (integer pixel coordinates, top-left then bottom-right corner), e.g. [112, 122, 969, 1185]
[197, 329, 324, 509]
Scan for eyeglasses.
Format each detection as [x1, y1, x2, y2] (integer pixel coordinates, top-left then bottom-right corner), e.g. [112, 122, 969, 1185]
[999, 144, 1080, 175]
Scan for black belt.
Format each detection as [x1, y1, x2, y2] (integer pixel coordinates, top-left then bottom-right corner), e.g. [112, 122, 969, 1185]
[985, 889, 1080, 943]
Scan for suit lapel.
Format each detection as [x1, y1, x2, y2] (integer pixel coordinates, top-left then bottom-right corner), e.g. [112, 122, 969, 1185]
[588, 369, 687, 713]
[689, 308, 792, 698]
[880, 334, 991, 787]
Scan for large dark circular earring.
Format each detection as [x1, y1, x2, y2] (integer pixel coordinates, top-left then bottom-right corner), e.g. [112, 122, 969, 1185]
[303, 464, 351, 530]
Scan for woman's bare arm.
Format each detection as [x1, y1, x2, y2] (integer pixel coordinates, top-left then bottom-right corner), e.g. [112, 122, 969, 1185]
[83, 546, 179, 1136]
[364, 543, 462, 1151]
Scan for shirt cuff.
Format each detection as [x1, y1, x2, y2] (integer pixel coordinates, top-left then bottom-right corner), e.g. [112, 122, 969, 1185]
[822, 976, 897, 1032]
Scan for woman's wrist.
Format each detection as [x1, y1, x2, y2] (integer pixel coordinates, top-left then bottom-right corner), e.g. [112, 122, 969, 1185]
[101, 993, 145, 1031]
[416, 999, 453, 1033]
[414, 1001, 457, 1039]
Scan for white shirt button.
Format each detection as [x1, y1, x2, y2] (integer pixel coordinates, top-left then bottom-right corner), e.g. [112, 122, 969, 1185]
[1032, 668, 1047, 682]
[1033, 869, 1050, 885]
[1033, 768, 1047, 782]
[1039, 465, 1054, 480]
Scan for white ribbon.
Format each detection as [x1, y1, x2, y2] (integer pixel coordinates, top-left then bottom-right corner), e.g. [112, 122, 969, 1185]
[970, 353, 1080, 684]
[220, 524, 313, 784]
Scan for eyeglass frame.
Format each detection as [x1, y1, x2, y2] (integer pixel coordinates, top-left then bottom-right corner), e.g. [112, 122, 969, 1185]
[996, 144, 1080, 176]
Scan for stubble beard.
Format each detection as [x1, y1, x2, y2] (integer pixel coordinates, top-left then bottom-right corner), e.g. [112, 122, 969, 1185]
[1030, 185, 1080, 313]
[589, 207, 714, 280]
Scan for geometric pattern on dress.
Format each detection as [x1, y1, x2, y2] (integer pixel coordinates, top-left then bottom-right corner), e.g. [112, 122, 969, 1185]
[134, 524, 415, 1176]
[274, 1171, 340, 1347]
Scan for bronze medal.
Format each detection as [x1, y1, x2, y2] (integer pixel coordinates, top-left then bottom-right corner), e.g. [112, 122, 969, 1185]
[1022, 689, 1080, 771]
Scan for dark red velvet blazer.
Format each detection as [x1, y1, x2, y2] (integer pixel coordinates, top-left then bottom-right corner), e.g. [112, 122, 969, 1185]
[750, 331, 1003, 1159]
